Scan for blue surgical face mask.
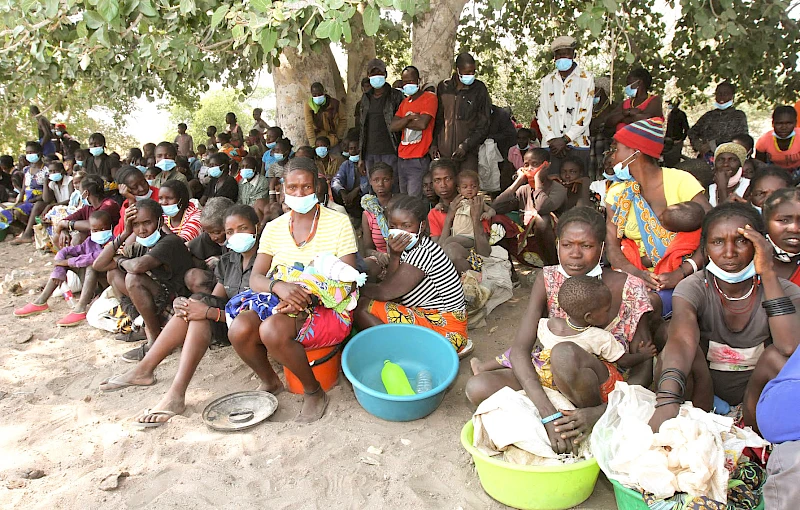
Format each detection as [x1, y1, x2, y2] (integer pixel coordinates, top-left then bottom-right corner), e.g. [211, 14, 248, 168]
[349, 154, 360, 163]
[82, 197, 91, 206]
[156, 158, 176, 172]
[774, 130, 797, 141]
[25, 153, 40, 163]
[458, 73, 475, 86]
[603, 171, 621, 182]
[283, 191, 318, 214]
[227, 232, 257, 253]
[90, 229, 113, 245]
[274, 153, 285, 162]
[389, 227, 421, 251]
[403, 83, 420, 96]
[240, 168, 255, 180]
[162, 203, 181, 217]
[75, 160, 84, 167]
[342, 151, 350, 158]
[706, 259, 756, 284]
[146, 179, 155, 186]
[611, 150, 640, 182]
[266, 141, 277, 149]
[312, 95, 326, 106]
[369, 75, 386, 89]
[714, 100, 734, 110]
[624, 84, 638, 98]
[136, 227, 162, 248]
[55, 130, 63, 137]
[208, 166, 223, 178]
[555, 58, 573, 72]
[49, 173, 63, 182]
[134, 188, 154, 201]
[593, 96, 601, 105]
[89, 147, 104, 157]
[315, 147, 328, 158]
[137, 165, 147, 173]
[188, 157, 196, 163]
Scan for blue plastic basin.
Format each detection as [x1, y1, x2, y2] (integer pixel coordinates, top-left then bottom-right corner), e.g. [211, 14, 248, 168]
[342, 324, 459, 421]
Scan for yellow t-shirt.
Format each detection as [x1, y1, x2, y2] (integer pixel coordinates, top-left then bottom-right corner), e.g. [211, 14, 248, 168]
[258, 205, 358, 271]
[605, 167, 704, 257]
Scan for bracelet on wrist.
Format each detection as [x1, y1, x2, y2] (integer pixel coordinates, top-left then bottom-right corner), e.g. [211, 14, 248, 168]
[541, 412, 563, 425]
[268, 279, 278, 294]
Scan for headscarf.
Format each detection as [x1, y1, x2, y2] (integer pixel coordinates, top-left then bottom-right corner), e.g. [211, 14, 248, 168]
[714, 142, 748, 168]
[360, 194, 389, 240]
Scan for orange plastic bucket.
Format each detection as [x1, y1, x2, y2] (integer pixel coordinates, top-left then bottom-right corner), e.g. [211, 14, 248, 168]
[284, 345, 342, 394]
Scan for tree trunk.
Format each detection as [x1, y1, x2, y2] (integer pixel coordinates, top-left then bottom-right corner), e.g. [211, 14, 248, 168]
[272, 44, 343, 146]
[411, 0, 468, 88]
[344, 8, 376, 130]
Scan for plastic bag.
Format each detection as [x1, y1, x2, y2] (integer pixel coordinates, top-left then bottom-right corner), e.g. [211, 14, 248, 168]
[591, 382, 656, 487]
[86, 286, 125, 333]
[478, 138, 502, 192]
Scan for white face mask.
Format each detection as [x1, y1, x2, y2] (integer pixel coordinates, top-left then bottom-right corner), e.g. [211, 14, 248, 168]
[556, 242, 604, 278]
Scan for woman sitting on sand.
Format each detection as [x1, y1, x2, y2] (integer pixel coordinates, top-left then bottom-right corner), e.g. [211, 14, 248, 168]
[650, 203, 800, 433]
[466, 206, 655, 454]
[227, 158, 358, 423]
[354, 195, 470, 356]
[99, 204, 260, 427]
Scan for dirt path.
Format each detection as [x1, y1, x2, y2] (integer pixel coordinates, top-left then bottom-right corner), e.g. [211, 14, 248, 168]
[0, 242, 617, 509]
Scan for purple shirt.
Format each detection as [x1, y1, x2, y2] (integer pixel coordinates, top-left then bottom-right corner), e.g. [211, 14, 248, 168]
[60, 237, 103, 268]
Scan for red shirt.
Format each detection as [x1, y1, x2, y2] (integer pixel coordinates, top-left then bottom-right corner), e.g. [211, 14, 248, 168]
[427, 207, 489, 237]
[114, 187, 160, 236]
[66, 198, 121, 225]
[396, 91, 438, 160]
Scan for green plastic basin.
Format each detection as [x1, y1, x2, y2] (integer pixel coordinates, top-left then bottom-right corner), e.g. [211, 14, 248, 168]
[610, 479, 764, 510]
[461, 421, 600, 510]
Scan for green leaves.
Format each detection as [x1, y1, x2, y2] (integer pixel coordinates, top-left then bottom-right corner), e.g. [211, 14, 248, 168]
[260, 28, 278, 53]
[251, 0, 272, 14]
[23, 85, 37, 100]
[97, 0, 120, 22]
[83, 11, 105, 29]
[362, 4, 379, 36]
[138, 0, 158, 17]
[211, 4, 229, 28]
[180, 0, 196, 15]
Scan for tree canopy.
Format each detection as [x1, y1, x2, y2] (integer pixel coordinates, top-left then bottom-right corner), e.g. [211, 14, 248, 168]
[1, 0, 798, 151]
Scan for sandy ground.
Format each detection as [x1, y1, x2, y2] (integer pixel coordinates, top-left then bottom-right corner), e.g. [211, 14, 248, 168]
[0, 242, 618, 510]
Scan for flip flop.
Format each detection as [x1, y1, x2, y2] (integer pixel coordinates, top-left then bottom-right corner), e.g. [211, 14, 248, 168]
[121, 343, 149, 363]
[99, 374, 157, 393]
[295, 391, 329, 423]
[132, 409, 176, 428]
[458, 338, 474, 360]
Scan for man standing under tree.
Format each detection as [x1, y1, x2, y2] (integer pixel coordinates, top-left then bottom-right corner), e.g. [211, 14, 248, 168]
[430, 53, 491, 173]
[358, 58, 404, 181]
[537, 36, 594, 175]
[304, 82, 347, 150]
[390, 65, 438, 197]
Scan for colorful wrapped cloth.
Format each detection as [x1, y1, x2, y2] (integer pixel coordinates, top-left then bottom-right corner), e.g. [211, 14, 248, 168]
[360, 194, 389, 240]
[620, 230, 701, 275]
[270, 262, 359, 313]
[225, 289, 352, 349]
[1, 188, 42, 224]
[366, 299, 469, 353]
[610, 180, 677, 268]
[44, 204, 78, 238]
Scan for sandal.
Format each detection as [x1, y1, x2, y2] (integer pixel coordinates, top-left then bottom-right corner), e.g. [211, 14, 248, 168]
[458, 338, 474, 360]
[121, 343, 149, 363]
[132, 409, 176, 428]
[116, 328, 147, 343]
[14, 302, 49, 317]
[100, 374, 157, 392]
[57, 311, 87, 327]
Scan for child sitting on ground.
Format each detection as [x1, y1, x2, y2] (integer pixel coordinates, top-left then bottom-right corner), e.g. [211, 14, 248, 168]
[471, 275, 657, 402]
[13, 210, 114, 326]
[439, 169, 495, 249]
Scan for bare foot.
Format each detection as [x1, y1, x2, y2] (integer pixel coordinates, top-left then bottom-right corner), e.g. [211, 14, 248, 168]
[553, 405, 607, 445]
[295, 390, 329, 423]
[470, 357, 483, 376]
[99, 369, 156, 391]
[135, 395, 186, 425]
[11, 235, 33, 245]
[256, 377, 284, 395]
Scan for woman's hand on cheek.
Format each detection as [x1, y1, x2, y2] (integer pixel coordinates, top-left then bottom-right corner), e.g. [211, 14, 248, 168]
[739, 225, 774, 275]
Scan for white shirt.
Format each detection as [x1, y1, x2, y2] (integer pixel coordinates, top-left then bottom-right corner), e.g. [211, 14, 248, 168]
[537, 64, 595, 148]
[48, 175, 73, 202]
[709, 177, 750, 207]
